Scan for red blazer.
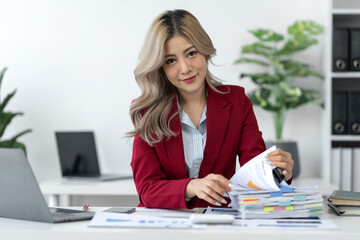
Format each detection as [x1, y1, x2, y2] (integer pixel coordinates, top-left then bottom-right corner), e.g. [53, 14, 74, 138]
[131, 84, 266, 209]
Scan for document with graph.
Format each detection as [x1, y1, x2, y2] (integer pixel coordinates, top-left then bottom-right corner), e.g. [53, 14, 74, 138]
[230, 145, 281, 191]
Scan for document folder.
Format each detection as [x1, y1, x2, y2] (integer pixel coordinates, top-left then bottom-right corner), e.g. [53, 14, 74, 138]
[333, 28, 349, 71]
[332, 91, 348, 134]
[349, 91, 360, 134]
[350, 29, 360, 71]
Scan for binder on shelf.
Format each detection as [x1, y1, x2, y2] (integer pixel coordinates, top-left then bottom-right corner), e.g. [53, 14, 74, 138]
[341, 148, 353, 192]
[348, 91, 360, 134]
[332, 91, 348, 134]
[331, 148, 341, 188]
[353, 148, 360, 192]
[350, 29, 360, 71]
[333, 28, 349, 71]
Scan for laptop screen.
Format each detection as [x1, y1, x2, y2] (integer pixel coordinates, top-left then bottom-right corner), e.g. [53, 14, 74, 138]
[55, 131, 101, 177]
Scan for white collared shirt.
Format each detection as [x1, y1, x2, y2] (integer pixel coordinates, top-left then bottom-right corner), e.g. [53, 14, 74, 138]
[179, 105, 207, 179]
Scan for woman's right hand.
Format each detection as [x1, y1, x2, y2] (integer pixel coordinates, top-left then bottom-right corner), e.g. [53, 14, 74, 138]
[185, 173, 232, 206]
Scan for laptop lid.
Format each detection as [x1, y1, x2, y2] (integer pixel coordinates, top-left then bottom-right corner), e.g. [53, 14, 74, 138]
[0, 148, 94, 223]
[55, 131, 101, 177]
[0, 148, 56, 223]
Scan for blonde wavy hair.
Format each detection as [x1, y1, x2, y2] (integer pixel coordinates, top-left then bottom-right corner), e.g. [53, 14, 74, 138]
[128, 9, 223, 146]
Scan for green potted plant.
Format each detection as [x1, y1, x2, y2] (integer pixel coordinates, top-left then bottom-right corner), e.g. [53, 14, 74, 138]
[0, 67, 31, 154]
[235, 20, 324, 178]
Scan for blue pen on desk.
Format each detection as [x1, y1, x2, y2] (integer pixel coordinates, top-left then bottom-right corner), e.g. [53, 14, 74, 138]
[211, 208, 239, 215]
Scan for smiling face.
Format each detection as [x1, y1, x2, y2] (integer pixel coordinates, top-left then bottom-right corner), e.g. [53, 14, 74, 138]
[162, 35, 207, 100]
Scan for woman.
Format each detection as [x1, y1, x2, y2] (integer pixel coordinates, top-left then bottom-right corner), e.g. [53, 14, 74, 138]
[128, 9, 294, 209]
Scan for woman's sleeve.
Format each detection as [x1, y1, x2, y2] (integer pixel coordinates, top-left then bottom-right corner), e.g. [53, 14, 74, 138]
[131, 135, 193, 209]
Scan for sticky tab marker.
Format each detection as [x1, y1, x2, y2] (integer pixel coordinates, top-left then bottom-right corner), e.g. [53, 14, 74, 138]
[285, 206, 294, 211]
[270, 192, 282, 198]
[274, 206, 286, 212]
[242, 198, 258, 201]
[278, 200, 291, 206]
[264, 207, 274, 212]
[294, 195, 306, 201]
[280, 187, 293, 193]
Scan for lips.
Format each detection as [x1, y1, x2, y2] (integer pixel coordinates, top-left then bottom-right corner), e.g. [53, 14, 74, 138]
[183, 75, 196, 83]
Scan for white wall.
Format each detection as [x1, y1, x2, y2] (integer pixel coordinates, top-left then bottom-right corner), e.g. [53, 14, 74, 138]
[0, 0, 328, 182]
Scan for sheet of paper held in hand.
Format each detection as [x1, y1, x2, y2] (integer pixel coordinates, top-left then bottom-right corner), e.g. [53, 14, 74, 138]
[229, 145, 316, 192]
[230, 146, 281, 191]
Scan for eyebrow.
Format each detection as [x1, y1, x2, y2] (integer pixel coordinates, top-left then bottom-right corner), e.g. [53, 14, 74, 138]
[164, 45, 196, 58]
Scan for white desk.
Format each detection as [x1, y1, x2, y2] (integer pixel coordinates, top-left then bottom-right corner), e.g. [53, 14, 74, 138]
[39, 178, 334, 207]
[0, 207, 359, 240]
[39, 178, 137, 206]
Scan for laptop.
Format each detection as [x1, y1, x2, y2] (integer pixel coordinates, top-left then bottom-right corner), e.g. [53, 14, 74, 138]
[0, 148, 95, 223]
[55, 131, 132, 181]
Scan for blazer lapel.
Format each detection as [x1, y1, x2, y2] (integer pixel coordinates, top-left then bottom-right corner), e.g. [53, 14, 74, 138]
[164, 97, 188, 179]
[199, 85, 231, 178]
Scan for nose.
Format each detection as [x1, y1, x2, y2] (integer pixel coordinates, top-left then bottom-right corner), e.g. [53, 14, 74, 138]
[179, 59, 191, 74]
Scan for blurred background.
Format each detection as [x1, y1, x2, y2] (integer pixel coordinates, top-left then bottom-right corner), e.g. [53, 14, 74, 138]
[0, 0, 327, 182]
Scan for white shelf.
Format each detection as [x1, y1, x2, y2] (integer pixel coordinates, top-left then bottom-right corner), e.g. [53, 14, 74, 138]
[331, 72, 360, 78]
[332, 9, 360, 15]
[322, 0, 360, 184]
[331, 135, 360, 141]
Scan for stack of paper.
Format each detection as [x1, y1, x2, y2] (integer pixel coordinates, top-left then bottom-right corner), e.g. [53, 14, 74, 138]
[228, 146, 324, 219]
[230, 186, 323, 219]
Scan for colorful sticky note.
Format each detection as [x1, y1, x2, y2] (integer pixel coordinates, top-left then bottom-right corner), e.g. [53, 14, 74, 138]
[280, 187, 293, 193]
[278, 200, 291, 206]
[270, 192, 283, 198]
[242, 198, 258, 201]
[294, 195, 306, 201]
[264, 207, 274, 212]
[274, 206, 286, 212]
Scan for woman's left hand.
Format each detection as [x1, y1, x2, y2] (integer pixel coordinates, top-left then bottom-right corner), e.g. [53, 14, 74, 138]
[267, 148, 294, 181]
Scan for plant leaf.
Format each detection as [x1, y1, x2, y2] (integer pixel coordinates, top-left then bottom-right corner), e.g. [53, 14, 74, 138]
[268, 56, 284, 72]
[242, 42, 276, 58]
[0, 112, 23, 138]
[276, 37, 317, 55]
[280, 84, 322, 109]
[0, 90, 16, 112]
[0, 67, 7, 89]
[288, 20, 324, 37]
[248, 89, 279, 112]
[249, 29, 284, 42]
[281, 60, 322, 78]
[234, 57, 269, 66]
[10, 129, 32, 141]
[240, 73, 284, 85]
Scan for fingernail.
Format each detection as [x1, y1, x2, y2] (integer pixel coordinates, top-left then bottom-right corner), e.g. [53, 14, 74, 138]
[265, 155, 271, 164]
[214, 202, 221, 206]
[223, 192, 229, 198]
[221, 199, 228, 204]
[228, 183, 235, 188]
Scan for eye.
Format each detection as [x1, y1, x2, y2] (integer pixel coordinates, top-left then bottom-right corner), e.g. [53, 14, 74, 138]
[188, 50, 197, 57]
[165, 58, 176, 64]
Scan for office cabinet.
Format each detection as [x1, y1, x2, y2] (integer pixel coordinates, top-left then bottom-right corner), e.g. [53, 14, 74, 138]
[323, 0, 360, 191]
